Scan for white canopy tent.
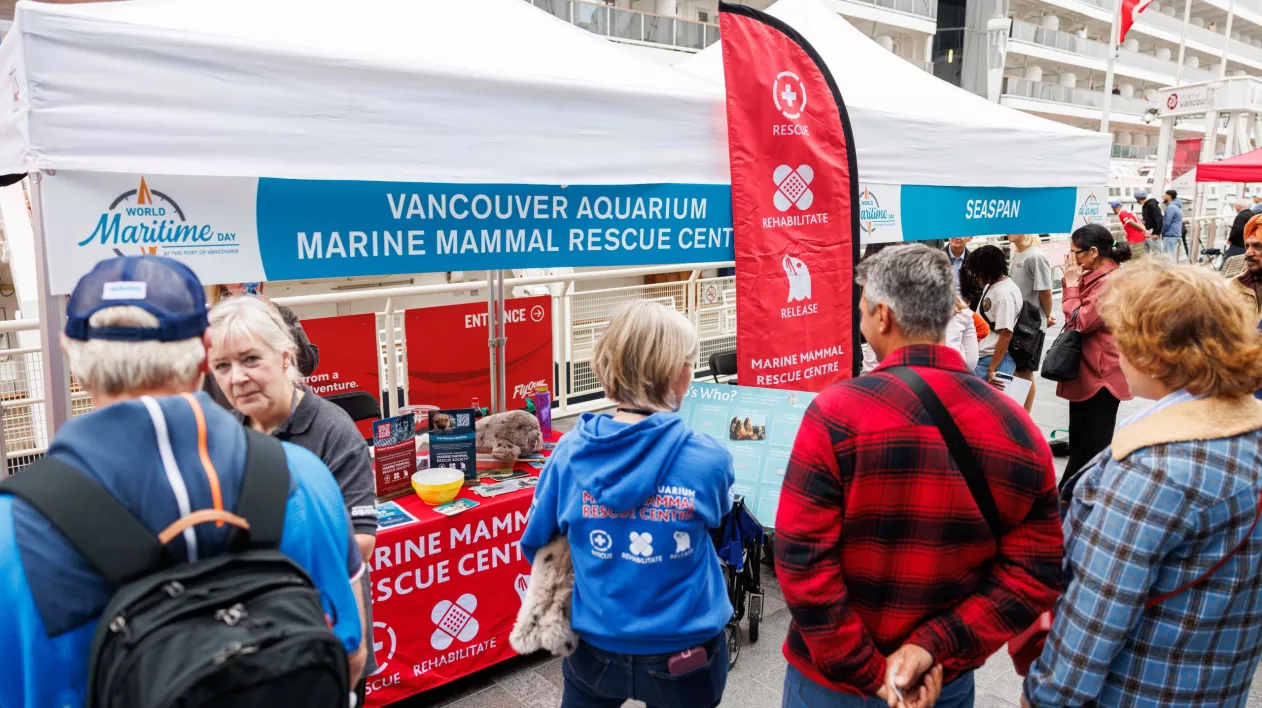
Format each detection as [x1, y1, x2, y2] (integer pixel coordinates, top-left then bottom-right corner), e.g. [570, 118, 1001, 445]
[0, 0, 728, 184]
[677, 0, 1111, 243]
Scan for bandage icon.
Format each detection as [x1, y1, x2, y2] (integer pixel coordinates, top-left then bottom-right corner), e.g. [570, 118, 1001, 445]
[430, 594, 479, 650]
[773, 165, 815, 212]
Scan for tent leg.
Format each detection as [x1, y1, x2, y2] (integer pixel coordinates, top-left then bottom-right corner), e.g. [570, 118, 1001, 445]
[486, 270, 499, 414]
[495, 270, 507, 413]
[30, 173, 72, 441]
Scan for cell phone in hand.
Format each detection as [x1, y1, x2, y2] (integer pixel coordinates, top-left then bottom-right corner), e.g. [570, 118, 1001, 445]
[667, 646, 708, 676]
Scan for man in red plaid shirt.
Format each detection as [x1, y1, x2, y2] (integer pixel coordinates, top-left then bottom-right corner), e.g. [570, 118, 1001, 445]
[776, 245, 1062, 708]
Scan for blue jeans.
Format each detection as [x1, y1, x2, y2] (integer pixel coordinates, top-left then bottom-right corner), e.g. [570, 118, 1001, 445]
[974, 353, 1016, 379]
[783, 664, 975, 708]
[1162, 236, 1181, 258]
[561, 634, 728, 708]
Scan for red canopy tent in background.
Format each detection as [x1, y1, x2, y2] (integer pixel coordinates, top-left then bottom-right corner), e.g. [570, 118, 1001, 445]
[1197, 146, 1262, 182]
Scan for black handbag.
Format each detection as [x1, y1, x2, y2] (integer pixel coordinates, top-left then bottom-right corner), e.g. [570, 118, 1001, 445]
[1040, 309, 1082, 382]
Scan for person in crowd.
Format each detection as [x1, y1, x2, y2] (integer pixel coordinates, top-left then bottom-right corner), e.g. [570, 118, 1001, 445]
[1251, 194, 1262, 213]
[1230, 218, 1262, 319]
[1024, 262, 1262, 707]
[944, 237, 982, 310]
[1057, 223, 1134, 482]
[1111, 199, 1147, 253]
[948, 295, 981, 372]
[1140, 190, 1155, 242]
[203, 282, 319, 410]
[777, 245, 1061, 708]
[207, 295, 379, 696]
[1227, 200, 1253, 260]
[520, 300, 734, 708]
[966, 244, 1024, 388]
[0, 256, 366, 707]
[1008, 234, 1055, 411]
[1162, 189, 1184, 260]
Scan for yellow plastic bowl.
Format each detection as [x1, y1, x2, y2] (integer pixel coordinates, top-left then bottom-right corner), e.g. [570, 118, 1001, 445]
[412, 469, 464, 506]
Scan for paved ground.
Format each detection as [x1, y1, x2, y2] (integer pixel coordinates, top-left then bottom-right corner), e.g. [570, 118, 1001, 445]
[396, 314, 1262, 707]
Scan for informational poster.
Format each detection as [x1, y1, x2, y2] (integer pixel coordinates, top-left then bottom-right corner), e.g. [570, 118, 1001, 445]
[720, 4, 860, 392]
[373, 415, 417, 502]
[428, 408, 478, 483]
[405, 296, 552, 410]
[677, 382, 817, 527]
[299, 312, 381, 436]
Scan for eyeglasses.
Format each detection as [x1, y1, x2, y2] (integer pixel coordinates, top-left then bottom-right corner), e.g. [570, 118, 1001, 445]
[1069, 248, 1090, 255]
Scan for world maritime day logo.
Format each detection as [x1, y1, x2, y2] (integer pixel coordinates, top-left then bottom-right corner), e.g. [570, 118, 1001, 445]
[858, 186, 896, 237]
[79, 177, 239, 256]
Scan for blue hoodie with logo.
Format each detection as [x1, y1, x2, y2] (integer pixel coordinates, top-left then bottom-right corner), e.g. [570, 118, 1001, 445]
[520, 412, 734, 655]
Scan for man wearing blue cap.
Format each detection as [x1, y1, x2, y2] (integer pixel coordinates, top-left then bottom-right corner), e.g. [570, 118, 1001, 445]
[0, 256, 367, 707]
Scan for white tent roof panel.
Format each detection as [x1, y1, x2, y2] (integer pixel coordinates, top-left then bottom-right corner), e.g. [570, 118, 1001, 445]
[677, 0, 1110, 188]
[0, 0, 729, 184]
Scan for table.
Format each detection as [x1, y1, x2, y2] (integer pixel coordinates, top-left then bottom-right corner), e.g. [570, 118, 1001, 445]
[364, 433, 559, 707]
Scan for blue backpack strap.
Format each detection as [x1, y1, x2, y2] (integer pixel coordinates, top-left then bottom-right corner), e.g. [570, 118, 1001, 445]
[0, 458, 172, 588]
[228, 429, 290, 551]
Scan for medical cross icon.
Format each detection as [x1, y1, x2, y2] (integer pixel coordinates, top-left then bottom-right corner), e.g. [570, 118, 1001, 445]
[773, 71, 807, 120]
[780, 84, 797, 108]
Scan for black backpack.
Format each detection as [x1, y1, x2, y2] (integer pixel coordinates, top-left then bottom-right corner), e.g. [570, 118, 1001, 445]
[1007, 300, 1047, 372]
[0, 429, 350, 708]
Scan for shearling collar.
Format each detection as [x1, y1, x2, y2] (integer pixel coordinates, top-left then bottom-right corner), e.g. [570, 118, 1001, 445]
[1111, 395, 1262, 460]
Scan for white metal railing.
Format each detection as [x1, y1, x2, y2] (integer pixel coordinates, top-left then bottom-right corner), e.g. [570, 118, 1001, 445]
[845, 0, 938, 20]
[528, 0, 719, 51]
[907, 57, 935, 72]
[1009, 20, 1109, 59]
[1002, 76, 1155, 114]
[1112, 144, 1158, 159]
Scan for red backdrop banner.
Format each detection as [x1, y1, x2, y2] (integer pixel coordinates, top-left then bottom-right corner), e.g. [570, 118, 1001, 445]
[720, 3, 860, 392]
[1173, 138, 1204, 182]
[300, 313, 382, 435]
[405, 296, 553, 410]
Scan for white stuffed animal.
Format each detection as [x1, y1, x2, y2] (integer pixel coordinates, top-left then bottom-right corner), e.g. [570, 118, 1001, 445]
[509, 535, 578, 657]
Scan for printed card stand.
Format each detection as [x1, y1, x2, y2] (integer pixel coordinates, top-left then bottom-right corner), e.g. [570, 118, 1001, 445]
[374, 415, 418, 502]
[428, 408, 479, 485]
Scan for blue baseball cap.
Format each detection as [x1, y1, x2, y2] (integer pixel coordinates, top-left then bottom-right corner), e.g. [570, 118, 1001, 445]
[1109, 199, 1123, 208]
[64, 255, 208, 342]
[1134, 190, 1148, 199]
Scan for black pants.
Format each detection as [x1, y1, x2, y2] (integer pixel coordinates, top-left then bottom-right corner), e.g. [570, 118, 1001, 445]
[1064, 388, 1121, 482]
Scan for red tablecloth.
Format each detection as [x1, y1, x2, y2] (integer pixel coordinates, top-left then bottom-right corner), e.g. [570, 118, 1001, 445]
[365, 433, 559, 706]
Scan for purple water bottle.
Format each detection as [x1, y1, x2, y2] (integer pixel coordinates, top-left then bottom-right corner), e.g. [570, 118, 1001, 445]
[533, 384, 552, 437]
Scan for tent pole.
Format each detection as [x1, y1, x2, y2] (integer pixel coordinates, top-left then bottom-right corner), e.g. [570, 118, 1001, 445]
[1100, 0, 1122, 135]
[29, 172, 72, 441]
[486, 270, 498, 414]
[1175, 0, 1193, 84]
[496, 270, 507, 414]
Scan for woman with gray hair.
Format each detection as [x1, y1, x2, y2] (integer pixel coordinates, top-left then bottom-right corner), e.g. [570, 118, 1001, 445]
[520, 300, 735, 708]
[207, 295, 379, 701]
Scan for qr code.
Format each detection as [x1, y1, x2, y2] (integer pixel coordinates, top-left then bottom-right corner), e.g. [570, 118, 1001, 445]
[456, 413, 471, 427]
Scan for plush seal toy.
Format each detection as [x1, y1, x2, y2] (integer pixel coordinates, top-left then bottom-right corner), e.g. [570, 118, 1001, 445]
[475, 409, 544, 461]
[510, 535, 577, 657]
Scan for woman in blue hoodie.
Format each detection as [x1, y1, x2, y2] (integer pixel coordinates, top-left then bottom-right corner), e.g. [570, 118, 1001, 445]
[521, 300, 736, 708]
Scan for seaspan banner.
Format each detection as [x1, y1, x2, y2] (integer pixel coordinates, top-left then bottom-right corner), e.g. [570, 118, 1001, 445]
[720, 2, 860, 391]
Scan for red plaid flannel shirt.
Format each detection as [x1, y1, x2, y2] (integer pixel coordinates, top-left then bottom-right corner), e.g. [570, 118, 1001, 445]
[775, 344, 1062, 695]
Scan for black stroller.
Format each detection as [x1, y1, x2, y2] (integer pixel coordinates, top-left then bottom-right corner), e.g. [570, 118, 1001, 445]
[711, 494, 766, 669]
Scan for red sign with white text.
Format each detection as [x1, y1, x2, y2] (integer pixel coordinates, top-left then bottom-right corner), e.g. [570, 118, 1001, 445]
[720, 4, 859, 392]
[405, 296, 553, 409]
[364, 490, 533, 706]
[300, 313, 382, 436]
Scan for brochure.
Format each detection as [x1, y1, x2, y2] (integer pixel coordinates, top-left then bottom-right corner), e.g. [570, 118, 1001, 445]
[373, 415, 417, 502]
[428, 408, 479, 484]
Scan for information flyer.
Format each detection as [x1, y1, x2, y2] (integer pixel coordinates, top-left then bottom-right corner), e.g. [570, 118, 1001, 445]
[677, 382, 817, 528]
[373, 415, 417, 501]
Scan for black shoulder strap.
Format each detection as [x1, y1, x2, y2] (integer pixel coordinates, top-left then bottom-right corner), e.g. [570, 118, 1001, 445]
[230, 428, 290, 550]
[887, 366, 1005, 541]
[0, 458, 171, 588]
